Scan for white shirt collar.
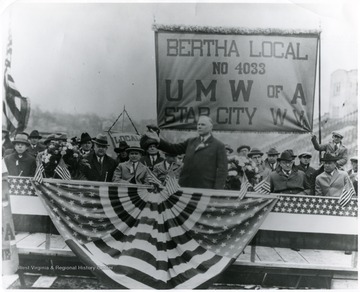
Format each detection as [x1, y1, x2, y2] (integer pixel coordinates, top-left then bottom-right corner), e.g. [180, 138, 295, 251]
[200, 133, 211, 142]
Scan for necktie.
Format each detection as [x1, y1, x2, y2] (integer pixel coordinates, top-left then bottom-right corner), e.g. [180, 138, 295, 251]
[334, 144, 338, 151]
[133, 163, 137, 176]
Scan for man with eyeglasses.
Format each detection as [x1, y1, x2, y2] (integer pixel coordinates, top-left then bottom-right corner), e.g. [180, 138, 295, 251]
[268, 151, 310, 195]
[311, 131, 348, 169]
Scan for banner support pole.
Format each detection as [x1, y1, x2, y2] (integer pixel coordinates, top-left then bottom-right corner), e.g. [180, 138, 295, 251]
[318, 31, 322, 163]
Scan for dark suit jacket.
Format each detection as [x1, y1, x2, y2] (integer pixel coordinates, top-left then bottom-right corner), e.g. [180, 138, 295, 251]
[158, 135, 228, 189]
[81, 152, 117, 182]
[140, 153, 164, 171]
[4, 151, 37, 177]
[269, 168, 309, 194]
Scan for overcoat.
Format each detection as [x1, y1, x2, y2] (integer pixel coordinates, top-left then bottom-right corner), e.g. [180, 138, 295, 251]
[158, 135, 227, 189]
[4, 151, 37, 177]
[315, 168, 349, 197]
[112, 161, 150, 184]
[269, 168, 309, 194]
[81, 152, 117, 182]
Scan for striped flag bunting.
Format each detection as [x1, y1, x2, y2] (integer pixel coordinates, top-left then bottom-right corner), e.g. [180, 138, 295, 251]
[31, 178, 278, 289]
[34, 163, 45, 183]
[3, 30, 30, 135]
[54, 158, 71, 180]
[254, 179, 271, 195]
[339, 176, 356, 207]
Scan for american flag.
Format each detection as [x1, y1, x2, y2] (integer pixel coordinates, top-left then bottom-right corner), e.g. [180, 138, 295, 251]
[34, 163, 45, 183]
[339, 176, 356, 207]
[239, 175, 251, 199]
[254, 179, 271, 194]
[31, 179, 278, 289]
[3, 30, 30, 135]
[54, 158, 71, 180]
[163, 174, 180, 194]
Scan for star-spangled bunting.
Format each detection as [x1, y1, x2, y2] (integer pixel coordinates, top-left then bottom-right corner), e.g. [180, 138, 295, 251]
[272, 195, 358, 217]
[28, 178, 277, 289]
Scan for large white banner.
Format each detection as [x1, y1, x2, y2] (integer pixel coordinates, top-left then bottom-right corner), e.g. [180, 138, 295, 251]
[155, 27, 319, 132]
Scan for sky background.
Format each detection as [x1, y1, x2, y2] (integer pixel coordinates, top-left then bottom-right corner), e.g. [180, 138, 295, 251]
[1, 0, 358, 122]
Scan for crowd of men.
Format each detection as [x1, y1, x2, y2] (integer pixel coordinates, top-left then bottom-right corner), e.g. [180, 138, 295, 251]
[2, 117, 358, 197]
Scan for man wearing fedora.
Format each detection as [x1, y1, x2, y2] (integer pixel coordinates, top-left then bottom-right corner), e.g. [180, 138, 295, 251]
[112, 145, 151, 184]
[28, 130, 46, 157]
[311, 131, 348, 168]
[268, 150, 309, 194]
[144, 115, 227, 189]
[152, 152, 183, 184]
[80, 134, 117, 182]
[4, 133, 36, 176]
[79, 132, 93, 156]
[114, 141, 130, 164]
[315, 154, 349, 197]
[263, 148, 280, 172]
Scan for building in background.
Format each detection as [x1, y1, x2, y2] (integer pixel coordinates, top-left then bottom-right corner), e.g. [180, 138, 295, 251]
[329, 69, 358, 118]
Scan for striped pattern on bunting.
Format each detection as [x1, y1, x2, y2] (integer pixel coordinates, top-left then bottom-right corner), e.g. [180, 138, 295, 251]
[31, 179, 277, 289]
[3, 31, 30, 134]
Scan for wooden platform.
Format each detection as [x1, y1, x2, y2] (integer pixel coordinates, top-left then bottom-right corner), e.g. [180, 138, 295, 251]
[15, 232, 358, 272]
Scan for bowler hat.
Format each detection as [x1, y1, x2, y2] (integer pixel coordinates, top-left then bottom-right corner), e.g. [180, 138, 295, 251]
[332, 131, 343, 139]
[126, 146, 144, 154]
[114, 141, 130, 153]
[12, 133, 30, 146]
[79, 132, 92, 144]
[237, 145, 251, 153]
[277, 151, 294, 162]
[298, 152, 312, 158]
[247, 148, 264, 157]
[320, 153, 338, 162]
[29, 130, 42, 139]
[44, 134, 56, 145]
[225, 144, 233, 153]
[266, 148, 279, 155]
[92, 134, 109, 146]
